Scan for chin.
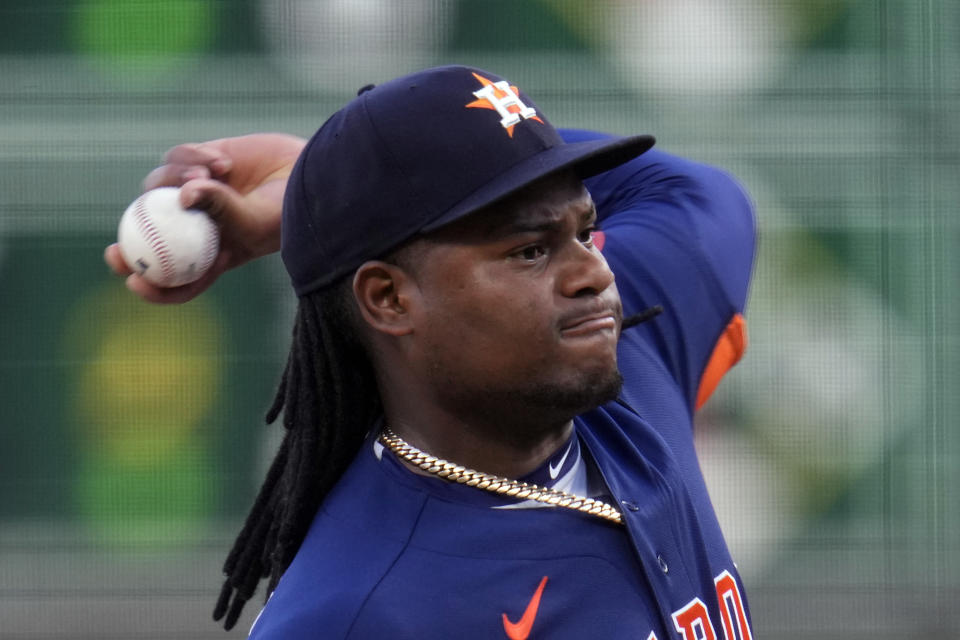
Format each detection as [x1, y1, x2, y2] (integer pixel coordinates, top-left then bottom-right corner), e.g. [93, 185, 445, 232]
[526, 367, 624, 417]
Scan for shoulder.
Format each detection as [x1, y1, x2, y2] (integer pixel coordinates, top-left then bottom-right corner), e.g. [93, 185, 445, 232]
[247, 505, 411, 639]
[247, 579, 373, 639]
[249, 443, 430, 638]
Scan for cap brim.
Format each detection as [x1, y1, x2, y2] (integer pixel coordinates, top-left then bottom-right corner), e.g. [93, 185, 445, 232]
[421, 134, 655, 233]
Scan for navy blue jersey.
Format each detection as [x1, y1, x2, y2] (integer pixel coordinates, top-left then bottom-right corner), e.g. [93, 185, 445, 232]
[248, 130, 756, 639]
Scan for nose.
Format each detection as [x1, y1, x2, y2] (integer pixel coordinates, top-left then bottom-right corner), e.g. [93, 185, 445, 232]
[559, 241, 615, 298]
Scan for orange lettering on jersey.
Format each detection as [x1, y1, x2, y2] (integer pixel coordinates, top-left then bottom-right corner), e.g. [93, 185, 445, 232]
[714, 570, 753, 640]
[672, 597, 718, 640]
[696, 313, 747, 410]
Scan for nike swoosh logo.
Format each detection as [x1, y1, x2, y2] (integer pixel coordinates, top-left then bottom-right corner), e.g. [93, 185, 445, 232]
[502, 576, 548, 640]
[548, 443, 573, 480]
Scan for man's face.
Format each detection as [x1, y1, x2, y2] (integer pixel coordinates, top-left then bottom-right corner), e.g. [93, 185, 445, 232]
[405, 172, 623, 426]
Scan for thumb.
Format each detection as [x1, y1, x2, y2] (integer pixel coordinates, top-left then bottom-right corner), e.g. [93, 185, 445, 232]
[178, 178, 248, 227]
[176, 177, 279, 267]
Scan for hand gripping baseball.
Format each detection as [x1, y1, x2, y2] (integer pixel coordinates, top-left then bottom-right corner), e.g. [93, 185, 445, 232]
[105, 133, 306, 304]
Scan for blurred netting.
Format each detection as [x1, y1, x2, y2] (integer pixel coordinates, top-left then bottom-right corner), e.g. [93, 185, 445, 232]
[1, 1, 956, 638]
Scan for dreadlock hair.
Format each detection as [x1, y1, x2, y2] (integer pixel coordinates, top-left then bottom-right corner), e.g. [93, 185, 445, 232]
[213, 277, 381, 630]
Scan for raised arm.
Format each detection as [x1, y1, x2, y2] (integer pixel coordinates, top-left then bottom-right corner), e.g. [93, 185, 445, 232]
[560, 129, 756, 412]
[104, 133, 305, 303]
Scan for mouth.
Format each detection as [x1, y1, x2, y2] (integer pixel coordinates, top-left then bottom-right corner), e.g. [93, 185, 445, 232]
[559, 311, 620, 338]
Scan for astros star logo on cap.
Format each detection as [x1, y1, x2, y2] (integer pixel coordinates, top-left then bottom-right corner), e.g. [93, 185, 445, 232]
[465, 72, 544, 137]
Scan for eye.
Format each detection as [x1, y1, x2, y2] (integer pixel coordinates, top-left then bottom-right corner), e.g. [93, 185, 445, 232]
[515, 245, 546, 261]
[578, 227, 596, 246]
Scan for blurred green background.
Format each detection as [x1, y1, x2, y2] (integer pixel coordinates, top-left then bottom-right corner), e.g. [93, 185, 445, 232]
[0, 1, 956, 638]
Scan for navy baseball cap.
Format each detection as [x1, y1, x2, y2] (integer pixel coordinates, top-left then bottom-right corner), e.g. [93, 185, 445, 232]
[282, 65, 655, 296]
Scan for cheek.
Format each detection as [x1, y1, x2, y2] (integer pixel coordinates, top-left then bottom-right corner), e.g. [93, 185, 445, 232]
[424, 284, 555, 368]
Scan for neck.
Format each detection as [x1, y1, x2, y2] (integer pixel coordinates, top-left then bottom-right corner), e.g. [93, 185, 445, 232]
[382, 402, 574, 479]
[370, 345, 581, 478]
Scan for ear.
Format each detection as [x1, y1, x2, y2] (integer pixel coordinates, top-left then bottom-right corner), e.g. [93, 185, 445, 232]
[352, 261, 418, 337]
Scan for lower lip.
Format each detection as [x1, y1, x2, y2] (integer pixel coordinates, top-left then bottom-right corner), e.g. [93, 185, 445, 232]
[561, 317, 617, 338]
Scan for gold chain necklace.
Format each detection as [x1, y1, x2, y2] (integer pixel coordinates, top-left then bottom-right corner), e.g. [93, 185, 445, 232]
[379, 427, 623, 526]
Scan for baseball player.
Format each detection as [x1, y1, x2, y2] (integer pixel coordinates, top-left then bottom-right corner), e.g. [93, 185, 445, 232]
[106, 65, 756, 639]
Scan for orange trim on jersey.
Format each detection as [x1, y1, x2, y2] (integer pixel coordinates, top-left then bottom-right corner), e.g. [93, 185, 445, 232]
[696, 313, 747, 410]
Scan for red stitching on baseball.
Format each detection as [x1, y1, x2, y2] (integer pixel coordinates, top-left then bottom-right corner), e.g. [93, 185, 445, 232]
[133, 195, 177, 283]
[198, 223, 218, 275]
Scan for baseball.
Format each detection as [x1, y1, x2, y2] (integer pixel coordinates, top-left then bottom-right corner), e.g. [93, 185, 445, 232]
[117, 187, 220, 288]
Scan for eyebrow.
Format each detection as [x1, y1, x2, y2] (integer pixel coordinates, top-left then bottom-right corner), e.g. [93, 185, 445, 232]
[487, 204, 597, 239]
[500, 218, 563, 236]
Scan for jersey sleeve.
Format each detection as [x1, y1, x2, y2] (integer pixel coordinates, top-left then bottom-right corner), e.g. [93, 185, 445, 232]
[560, 129, 756, 413]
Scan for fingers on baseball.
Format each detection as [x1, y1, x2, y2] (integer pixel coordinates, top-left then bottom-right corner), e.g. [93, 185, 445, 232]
[165, 143, 233, 178]
[142, 144, 232, 191]
[125, 263, 220, 304]
[163, 143, 232, 173]
[143, 162, 222, 191]
[180, 179, 246, 226]
[104, 243, 133, 276]
[126, 274, 196, 304]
